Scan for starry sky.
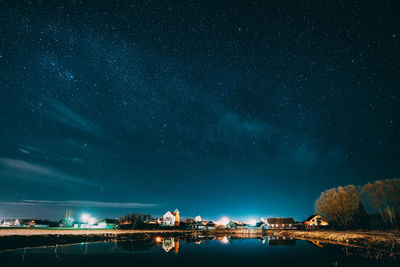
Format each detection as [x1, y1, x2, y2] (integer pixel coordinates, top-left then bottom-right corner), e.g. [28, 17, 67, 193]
[0, 0, 399, 222]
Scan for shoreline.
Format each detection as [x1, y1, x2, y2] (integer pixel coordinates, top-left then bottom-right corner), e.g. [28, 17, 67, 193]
[0, 228, 200, 236]
[273, 230, 400, 252]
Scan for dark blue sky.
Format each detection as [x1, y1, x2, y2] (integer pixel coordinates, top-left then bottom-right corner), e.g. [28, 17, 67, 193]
[0, 0, 399, 222]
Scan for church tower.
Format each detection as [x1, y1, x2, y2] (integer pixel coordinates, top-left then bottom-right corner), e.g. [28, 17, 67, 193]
[174, 209, 180, 226]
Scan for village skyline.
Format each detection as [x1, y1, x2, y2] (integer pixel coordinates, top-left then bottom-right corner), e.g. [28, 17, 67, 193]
[0, 206, 307, 224]
[0, 197, 318, 222]
[1, 206, 328, 230]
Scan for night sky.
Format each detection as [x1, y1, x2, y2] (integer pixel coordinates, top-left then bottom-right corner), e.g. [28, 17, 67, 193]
[0, 0, 399, 222]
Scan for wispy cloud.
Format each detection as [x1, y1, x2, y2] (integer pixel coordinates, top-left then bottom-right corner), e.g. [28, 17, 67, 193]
[18, 148, 30, 154]
[46, 98, 103, 137]
[0, 157, 93, 186]
[2, 200, 158, 208]
[219, 112, 275, 137]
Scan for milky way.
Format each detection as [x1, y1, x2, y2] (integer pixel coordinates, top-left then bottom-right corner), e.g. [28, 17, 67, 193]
[0, 1, 399, 221]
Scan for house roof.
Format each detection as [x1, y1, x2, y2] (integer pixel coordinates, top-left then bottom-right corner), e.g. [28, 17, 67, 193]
[0, 219, 50, 225]
[1, 219, 21, 223]
[164, 211, 174, 216]
[305, 214, 319, 221]
[267, 218, 295, 224]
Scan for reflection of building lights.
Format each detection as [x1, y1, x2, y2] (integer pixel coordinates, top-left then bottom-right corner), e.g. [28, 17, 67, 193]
[155, 236, 162, 243]
[221, 236, 229, 244]
[162, 237, 175, 252]
[174, 240, 179, 253]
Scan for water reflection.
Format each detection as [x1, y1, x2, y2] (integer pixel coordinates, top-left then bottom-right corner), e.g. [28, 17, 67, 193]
[309, 240, 325, 248]
[264, 236, 296, 246]
[114, 235, 299, 254]
[219, 236, 229, 244]
[115, 235, 319, 254]
[117, 238, 156, 253]
[1, 235, 399, 266]
[160, 237, 179, 253]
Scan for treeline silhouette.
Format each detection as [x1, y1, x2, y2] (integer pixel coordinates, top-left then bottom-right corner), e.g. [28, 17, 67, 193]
[119, 213, 151, 229]
[315, 178, 400, 229]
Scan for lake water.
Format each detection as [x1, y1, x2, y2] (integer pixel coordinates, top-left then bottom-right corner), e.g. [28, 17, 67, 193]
[0, 236, 398, 266]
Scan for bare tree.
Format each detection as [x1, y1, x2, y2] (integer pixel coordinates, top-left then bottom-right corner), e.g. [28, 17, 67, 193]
[119, 213, 151, 229]
[315, 185, 361, 228]
[362, 178, 400, 228]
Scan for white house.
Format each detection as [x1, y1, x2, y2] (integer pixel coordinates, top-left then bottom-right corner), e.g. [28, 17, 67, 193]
[161, 209, 180, 227]
[0, 219, 21, 227]
[162, 211, 176, 226]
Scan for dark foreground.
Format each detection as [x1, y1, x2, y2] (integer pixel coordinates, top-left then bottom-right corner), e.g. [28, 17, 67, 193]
[1, 235, 399, 266]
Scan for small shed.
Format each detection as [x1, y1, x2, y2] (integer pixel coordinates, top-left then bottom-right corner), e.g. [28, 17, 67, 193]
[304, 215, 328, 228]
[97, 218, 119, 229]
[207, 221, 216, 230]
[266, 218, 296, 229]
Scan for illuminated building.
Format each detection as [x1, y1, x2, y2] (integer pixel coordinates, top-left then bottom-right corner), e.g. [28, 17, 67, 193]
[304, 215, 329, 228]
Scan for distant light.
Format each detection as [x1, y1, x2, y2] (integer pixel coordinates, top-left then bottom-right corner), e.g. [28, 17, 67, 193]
[221, 236, 229, 244]
[216, 217, 230, 226]
[155, 236, 162, 243]
[88, 217, 97, 225]
[81, 213, 90, 222]
[247, 219, 257, 226]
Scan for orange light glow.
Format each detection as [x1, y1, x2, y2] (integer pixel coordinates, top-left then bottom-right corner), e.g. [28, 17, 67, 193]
[221, 236, 229, 244]
[155, 236, 162, 243]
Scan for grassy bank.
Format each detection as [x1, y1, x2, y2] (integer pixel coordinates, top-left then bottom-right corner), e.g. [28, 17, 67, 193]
[0, 228, 195, 236]
[271, 230, 400, 254]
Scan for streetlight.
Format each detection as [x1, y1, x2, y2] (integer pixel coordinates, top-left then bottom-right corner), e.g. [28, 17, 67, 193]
[88, 217, 97, 226]
[247, 219, 257, 226]
[81, 213, 90, 226]
[216, 217, 230, 226]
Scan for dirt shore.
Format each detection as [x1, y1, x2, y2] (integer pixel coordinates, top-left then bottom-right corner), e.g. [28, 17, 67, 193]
[0, 228, 195, 236]
[270, 230, 400, 254]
